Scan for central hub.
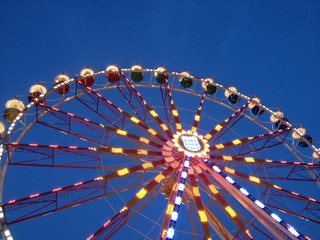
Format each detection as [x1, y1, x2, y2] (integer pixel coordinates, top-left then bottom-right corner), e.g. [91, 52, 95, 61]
[172, 130, 209, 157]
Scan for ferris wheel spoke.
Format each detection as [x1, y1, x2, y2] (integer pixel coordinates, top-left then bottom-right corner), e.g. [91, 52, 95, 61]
[90, 146, 162, 159]
[2, 177, 107, 225]
[36, 104, 164, 150]
[75, 81, 126, 128]
[160, 157, 190, 239]
[188, 167, 211, 238]
[102, 158, 167, 179]
[215, 164, 320, 224]
[158, 78, 175, 132]
[36, 104, 107, 146]
[202, 159, 310, 240]
[233, 220, 274, 240]
[204, 102, 249, 145]
[211, 155, 320, 181]
[118, 72, 173, 139]
[205, 199, 255, 240]
[260, 186, 320, 224]
[252, 161, 320, 181]
[190, 91, 206, 133]
[160, 74, 182, 132]
[2, 158, 167, 226]
[203, 207, 234, 240]
[205, 193, 273, 240]
[6, 141, 166, 170]
[87, 207, 128, 240]
[5, 143, 102, 168]
[75, 83, 169, 143]
[88, 189, 160, 240]
[216, 162, 308, 191]
[116, 72, 148, 123]
[209, 128, 291, 156]
[194, 164, 250, 239]
[88, 161, 179, 240]
[184, 201, 198, 240]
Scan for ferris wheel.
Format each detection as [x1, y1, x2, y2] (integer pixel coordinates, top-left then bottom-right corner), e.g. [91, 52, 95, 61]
[0, 65, 319, 240]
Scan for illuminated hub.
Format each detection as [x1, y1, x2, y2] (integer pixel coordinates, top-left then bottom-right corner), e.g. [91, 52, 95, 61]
[172, 130, 209, 157]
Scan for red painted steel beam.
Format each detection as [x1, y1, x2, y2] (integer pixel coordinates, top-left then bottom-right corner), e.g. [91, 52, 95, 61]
[211, 155, 320, 181]
[118, 72, 173, 139]
[2, 178, 107, 225]
[210, 128, 290, 156]
[159, 76, 175, 132]
[36, 104, 107, 146]
[261, 186, 320, 224]
[87, 209, 128, 240]
[205, 102, 249, 146]
[6, 143, 102, 169]
[117, 73, 147, 122]
[75, 82, 126, 129]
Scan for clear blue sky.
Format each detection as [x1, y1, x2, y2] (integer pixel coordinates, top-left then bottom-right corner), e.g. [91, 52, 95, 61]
[0, 1, 319, 239]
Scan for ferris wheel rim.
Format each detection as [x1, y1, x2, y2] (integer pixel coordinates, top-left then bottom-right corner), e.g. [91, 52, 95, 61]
[1, 68, 317, 186]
